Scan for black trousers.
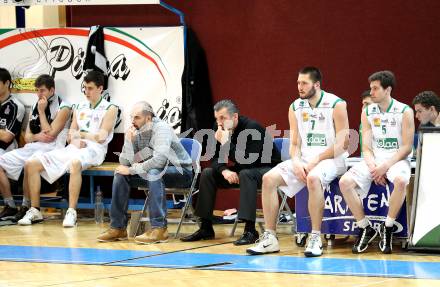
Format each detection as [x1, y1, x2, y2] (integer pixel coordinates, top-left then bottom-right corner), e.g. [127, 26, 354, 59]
[195, 166, 271, 222]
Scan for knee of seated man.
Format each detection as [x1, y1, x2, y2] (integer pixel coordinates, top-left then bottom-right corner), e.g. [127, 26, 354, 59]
[201, 167, 214, 178]
[113, 172, 127, 183]
[70, 160, 82, 173]
[146, 168, 163, 179]
[262, 172, 272, 184]
[24, 159, 39, 172]
[339, 174, 352, 192]
[262, 172, 277, 188]
[24, 160, 33, 171]
[239, 169, 255, 180]
[392, 176, 407, 191]
[147, 168, 161, 174]
[306, 173, 321, 186]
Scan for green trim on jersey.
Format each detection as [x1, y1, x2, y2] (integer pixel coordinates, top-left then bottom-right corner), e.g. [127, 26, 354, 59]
[365, 106, 369, 116]
[386, 98, 394, 113]
[332, 98, 344, 108]
[90, 96, 103, 109]
[315, 91, 324, 108]
[402, 105, 409, 113]
[291, 102, 296, 111]
[59, 105, 72, 110]
[106, 103, 119, 110]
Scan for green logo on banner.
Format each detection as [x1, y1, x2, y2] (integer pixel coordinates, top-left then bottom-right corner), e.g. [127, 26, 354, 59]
[306, 133, 327, 146]
[377, 138, 399, 149]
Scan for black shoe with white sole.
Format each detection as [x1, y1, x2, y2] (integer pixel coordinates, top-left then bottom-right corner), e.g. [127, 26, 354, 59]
[352, 225, 378, 254]
[0, 206, 18, 221]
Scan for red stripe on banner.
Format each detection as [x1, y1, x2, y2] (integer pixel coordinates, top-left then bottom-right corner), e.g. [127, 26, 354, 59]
[0, 28, 166, 85]
[0, 28, 88, 48]
[104, 34, 166, 85]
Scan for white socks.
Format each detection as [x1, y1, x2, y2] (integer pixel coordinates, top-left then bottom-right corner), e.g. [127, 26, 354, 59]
[4, 197, 16, 208]
[385, 216, 395, 228]
[357, 217, 370, 229]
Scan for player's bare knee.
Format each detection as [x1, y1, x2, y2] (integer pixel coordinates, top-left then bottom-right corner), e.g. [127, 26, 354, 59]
[262, 172, 276, 190]
[70, 160, 82, 174]
[306, 173, 320, 188]
[339, 175, 352, 194]
[24, 160, 39, 173]
[393, 176, 407, 192]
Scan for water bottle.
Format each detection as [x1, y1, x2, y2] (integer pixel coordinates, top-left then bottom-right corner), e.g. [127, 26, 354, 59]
[95, 186, 104, 224]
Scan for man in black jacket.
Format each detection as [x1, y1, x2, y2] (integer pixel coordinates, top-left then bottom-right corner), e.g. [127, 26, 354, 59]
[181, 99, 281, 245]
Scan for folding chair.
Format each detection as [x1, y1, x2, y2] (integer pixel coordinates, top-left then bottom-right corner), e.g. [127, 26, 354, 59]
[135, 138, 202, 238]
[273, 138, 296, 228]
[230, 138, 296, 236]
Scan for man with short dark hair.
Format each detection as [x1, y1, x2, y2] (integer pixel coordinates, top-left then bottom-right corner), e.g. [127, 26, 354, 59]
[19, 71, 118, 227]
[97, 101, 193, 244]
[0, 67, 26, 220]
[339, 70, 414, 254]
[0, 74, 70, 221]
[181, 99, 281, 245]
[360, 89, 373, 155]
[247, 67, 349, 257]
[362, 90, 373, 110]
[413, 91, 440, 127]
[0, 68, 25, 156]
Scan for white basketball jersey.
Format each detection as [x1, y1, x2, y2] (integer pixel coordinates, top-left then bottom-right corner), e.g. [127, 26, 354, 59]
[29, 95, 71, 148]
[292, 90, 346, 162]
[366, 98, 410, 160]
[73, 97, 115, 147]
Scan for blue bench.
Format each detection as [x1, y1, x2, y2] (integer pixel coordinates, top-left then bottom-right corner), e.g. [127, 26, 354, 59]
[77, 162, 146, 210]
[34, 163, 147, 210]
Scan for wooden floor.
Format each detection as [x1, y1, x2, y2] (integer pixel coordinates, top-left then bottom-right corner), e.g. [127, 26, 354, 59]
[1, 210, 440, 287]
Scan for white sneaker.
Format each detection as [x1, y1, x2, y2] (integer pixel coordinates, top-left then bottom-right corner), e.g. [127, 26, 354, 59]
[304, 233, 323, 257]
[17, 207, 43, 225]
[246, 231, 280, 255]
[62, 208, 77, 228]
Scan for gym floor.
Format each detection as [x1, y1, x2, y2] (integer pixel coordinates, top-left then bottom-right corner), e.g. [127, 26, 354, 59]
[0, 213, 439, 287]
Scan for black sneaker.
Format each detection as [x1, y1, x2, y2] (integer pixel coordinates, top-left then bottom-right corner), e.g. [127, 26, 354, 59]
[13, 206, 29, 222]
[0, 206, 18, 221]
[379, 223, 394, 254]
[352, 225, 378, 253]
[233, 230, 259, 246]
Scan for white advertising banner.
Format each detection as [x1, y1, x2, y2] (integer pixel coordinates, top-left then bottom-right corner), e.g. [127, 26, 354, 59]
[1, 0, 160, 6]
[0, 27, 184, 132]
